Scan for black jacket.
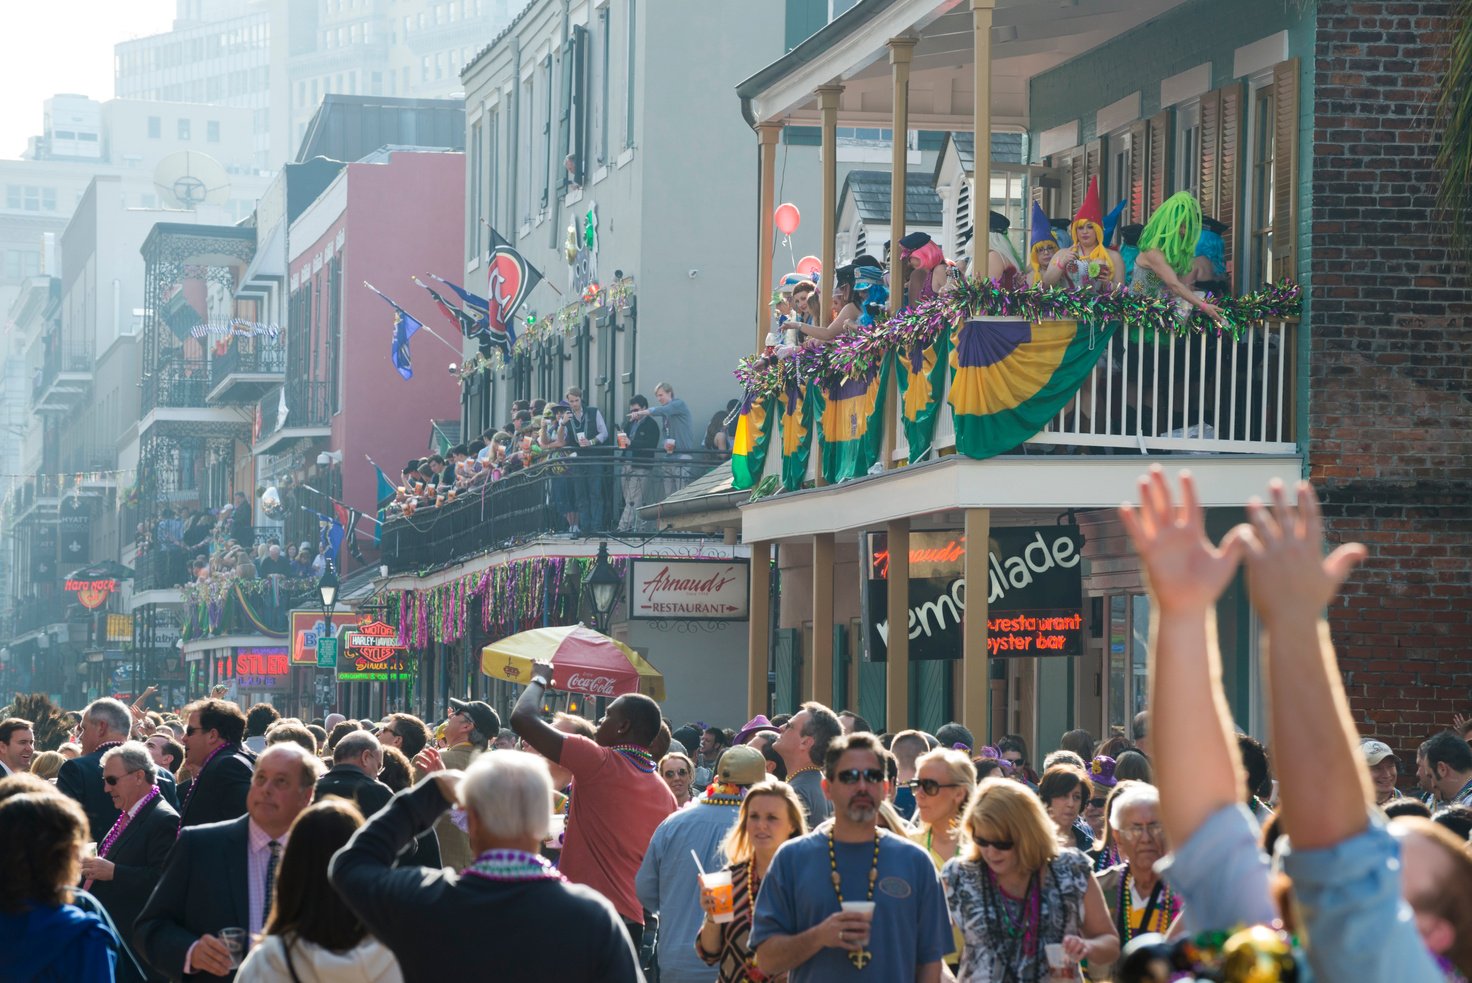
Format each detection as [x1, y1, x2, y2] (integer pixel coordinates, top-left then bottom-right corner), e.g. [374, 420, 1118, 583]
[57, 748, 179, 841]
[625, 416, 662, 463]
[135, 815, 251, 982]
[329, 779, 643, 983]
[176, 744, 254, 830]
[88, 793, 179, 982]
[315, 764, 440, 868]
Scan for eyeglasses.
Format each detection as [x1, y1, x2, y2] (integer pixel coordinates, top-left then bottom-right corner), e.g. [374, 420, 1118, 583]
[834, 768, 885, 785]
[103, 771, 140, 786]
[663, 769, 690, 778]
[185, 726, 203, 736]
[907, 778, 963, 796]
[1089, 798, 1109, 809]
[1118, 822, 1165, 840]
[973, 836, 1015, 851]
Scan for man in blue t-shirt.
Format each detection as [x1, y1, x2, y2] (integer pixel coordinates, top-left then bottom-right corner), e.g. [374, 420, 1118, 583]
[749, 732, 951, 982]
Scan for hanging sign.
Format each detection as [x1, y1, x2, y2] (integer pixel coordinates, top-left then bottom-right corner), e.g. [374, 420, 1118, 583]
[289, 608, 353, 665]
[338, 619, 412, 681]
[66, 578, 119, 610]
[863, 527, 1085, 661]
[628, 558, 749, 620]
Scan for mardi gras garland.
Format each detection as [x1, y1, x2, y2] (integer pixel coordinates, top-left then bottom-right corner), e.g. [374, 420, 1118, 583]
[735, 280, 1301, 400]
[455, 277, 638, 381]
[179, 576, 312, 640]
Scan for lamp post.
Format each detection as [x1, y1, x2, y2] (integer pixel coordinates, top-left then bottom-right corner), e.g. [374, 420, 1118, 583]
[317, 563, 339, 718]
[584, 542, 622, 634]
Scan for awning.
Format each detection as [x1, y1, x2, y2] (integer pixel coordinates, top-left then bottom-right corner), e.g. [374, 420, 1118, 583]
[480, 624, 665, 701]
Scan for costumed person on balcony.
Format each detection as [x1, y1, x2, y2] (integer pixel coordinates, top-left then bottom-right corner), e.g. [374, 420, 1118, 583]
[898, 231, 952, 305]
[985, 210, 1027, 290]
[851, 263, 889, 327]
[1049, 216, 1073, 249]
[1102, 198, 1128, 250]
[1188, 216, 1231, 297]
[1118, 223, 1145, 283]
[800, 255, 881, 344]
[1043, 177, 1124, 292]
[1026, 200, 1060, 287]
[1130, 191, 1228, 326]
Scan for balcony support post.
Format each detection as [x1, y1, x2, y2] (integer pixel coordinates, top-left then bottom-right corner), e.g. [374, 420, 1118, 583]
[755, 122, 784, 354]
[883, 37, 917, 471]
[810, 533, 835, 708]
[962, 507, 992, 741]
[971, 0, 996, 255]
[747, 540, 773, 718]
[817, 84, 843, 329]
[885, 518, 909, 731]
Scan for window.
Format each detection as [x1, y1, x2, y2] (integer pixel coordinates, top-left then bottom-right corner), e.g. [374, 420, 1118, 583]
[540, 55, 553, 209]
[624, 0, 637, 149]
[1175, 102, 1201, 197]
[594, 5, 610, 167]
[469, 117, 483, 257]
[1248, 83, 1276, 289]
[207, 120, 220, 142]
[148, 115, 161, 138]
[178, 118, 191, 140]
[41, 188, 56, 211]
[519, 75, 534, 223]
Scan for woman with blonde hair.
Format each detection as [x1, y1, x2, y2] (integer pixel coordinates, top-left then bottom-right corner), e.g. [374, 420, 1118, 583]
[658, 751, 697, 806]
[29, 749, 66, 781]
[942, 778, 1119, 982]
[696, 781, 808, 983]
[908, 747, 976, 973]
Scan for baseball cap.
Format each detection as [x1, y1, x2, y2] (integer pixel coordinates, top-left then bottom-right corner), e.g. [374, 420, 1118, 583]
[449, 698, 501, 740]
[1360, 739, 1395, 766]
[716, 745, 769, 786]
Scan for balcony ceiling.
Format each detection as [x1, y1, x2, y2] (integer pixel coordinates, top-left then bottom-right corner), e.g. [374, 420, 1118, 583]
[738, 0, 1188, 130]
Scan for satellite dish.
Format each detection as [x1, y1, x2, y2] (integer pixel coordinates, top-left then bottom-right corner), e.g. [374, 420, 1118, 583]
[153, 151, 231, 209]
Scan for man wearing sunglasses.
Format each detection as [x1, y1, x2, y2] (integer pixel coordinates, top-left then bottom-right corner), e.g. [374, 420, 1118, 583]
[80, 741, 178, 983]
[176, 698, 254, 831]
[58, 697, 179, 841]
[751, 732, 952, 982]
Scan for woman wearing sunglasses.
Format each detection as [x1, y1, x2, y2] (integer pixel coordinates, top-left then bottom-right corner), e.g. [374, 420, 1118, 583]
[696, 781, 807, 982]
[942, 778, 1119, 982]
[659, 752, 697, 807]
[907, 748, 976, 974]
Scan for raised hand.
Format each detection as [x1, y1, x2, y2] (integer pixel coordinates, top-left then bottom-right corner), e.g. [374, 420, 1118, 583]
[1238, 479, 1366, 624]
[1118, 467, 1244, 613]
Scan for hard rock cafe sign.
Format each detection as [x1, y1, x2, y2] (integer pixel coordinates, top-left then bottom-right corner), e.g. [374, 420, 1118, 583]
[66, 578, 118, 610]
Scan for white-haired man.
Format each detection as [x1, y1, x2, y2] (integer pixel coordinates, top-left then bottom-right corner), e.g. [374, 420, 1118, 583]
[330, 749, 642, 982]
[58, 697, 178, 840]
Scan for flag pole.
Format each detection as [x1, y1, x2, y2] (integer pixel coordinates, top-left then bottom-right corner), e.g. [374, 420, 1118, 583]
[362, 280, 464, 357]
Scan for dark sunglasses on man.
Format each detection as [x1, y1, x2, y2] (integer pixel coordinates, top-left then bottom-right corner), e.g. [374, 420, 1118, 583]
[834, 768, 885, 785]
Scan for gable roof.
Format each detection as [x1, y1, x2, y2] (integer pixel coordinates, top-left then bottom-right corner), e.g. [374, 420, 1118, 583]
[839, 170, 944, 226]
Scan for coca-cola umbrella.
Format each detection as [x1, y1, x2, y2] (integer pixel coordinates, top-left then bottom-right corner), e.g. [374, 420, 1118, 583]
[480, 623, 665, 701]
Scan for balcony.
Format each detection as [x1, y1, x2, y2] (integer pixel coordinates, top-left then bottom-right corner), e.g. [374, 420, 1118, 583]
[14, 595, 72, 635]
[33, 341, 93, 414]
[381, 453, 724, 573]
[207, 341, 287, 406]
[179, 575, 315, 642]
[253, 381, 333, 455]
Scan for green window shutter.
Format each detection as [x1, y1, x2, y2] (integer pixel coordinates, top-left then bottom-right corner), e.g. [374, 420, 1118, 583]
[832, 624, 849, 711]
[911, 660, 951, 735]
[773, 628, 802, 717]
[858, 657, 886, 733]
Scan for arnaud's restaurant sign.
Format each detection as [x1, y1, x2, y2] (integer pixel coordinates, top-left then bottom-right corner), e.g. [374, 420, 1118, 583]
[629, 558, 750, 621]
[863, 527, 1084, 661]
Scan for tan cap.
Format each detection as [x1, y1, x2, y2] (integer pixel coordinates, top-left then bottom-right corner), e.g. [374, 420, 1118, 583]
[716, 745, 768, 786]
[1360, 739, 1395, 766]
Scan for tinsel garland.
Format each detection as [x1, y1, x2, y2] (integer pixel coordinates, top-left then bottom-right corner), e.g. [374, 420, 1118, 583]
[455, 277, 638, 380]
[735, 279, 1302, 400]
[396, 555, 630, 648]
[179, 578, 309, 640]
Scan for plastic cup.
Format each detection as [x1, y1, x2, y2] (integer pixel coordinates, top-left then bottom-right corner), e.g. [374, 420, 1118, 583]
[545, 812, 566, 847]
[701, 870, 735, 923]
[577, 434, 590, 447]
[82, 842, 97, 859]
[617, 432, 629, 449]
[521, 436, 532, 453]
[664, 438, 676, 454]
[1044, 942, 1076, 978]
[841, 901, 874, 944]
[219, 927, 247, 968]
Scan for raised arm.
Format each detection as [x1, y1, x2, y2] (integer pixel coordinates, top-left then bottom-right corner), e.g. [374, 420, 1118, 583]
[1239, 480, 1368, 849]
[509, 658, 566, 764]
[1119, 467, 1246, 842]
[798, 304, 858, 343]
[1133, 249, 1226, 326]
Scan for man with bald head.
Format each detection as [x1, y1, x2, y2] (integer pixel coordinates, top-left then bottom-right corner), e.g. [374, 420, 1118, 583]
[137, 743, 320, 981]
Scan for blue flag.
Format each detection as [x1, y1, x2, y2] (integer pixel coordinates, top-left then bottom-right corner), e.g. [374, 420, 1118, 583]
[373, 465, 395, 545]
[315, 511, 344, 567]
[366, 284, 421, 380]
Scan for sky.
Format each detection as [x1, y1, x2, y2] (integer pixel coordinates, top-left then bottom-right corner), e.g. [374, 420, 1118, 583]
[0, 1, 177, 160]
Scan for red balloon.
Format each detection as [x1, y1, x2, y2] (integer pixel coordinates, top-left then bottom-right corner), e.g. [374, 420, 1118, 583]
[796, 255, 822, 277]
[774, 202, 801, 237]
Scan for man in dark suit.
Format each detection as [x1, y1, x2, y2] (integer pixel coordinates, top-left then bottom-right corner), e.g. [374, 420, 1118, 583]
[80, 741, 180, 983]
[136, 744, 320, 982]
[175, 698, 254, 831]
[58, 697, 179, 840]
[316, 729, 440, 868]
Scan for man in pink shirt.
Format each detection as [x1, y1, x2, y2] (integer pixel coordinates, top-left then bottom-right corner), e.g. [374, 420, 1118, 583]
[511, 658, 676, 945]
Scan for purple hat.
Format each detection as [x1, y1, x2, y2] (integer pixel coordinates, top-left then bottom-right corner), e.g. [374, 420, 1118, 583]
[734, 714, 775, 744]
[1089, 755, 1118, 789]
[1028, 201, 1058, 258]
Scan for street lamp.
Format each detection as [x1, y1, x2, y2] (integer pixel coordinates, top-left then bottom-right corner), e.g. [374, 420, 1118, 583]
[584, 542, 622, 634]
[318, 563, 340, 633]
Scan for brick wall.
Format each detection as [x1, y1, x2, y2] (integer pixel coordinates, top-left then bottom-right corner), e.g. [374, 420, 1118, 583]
[1310, 0, 1472, 755]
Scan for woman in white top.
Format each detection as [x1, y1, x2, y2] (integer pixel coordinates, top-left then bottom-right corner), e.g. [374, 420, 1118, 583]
[237, 798, 403, 983]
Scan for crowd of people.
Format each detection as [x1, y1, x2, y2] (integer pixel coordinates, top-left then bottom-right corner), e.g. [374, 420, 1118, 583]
[383, 382, 734, 535]
[140, 490, 324, 590]
[3, 472, 1471, 982]
[765, 178, 1232, 362]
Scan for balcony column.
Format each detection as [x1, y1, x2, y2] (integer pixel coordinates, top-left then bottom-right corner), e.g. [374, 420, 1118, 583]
[971, 0, 996, 248]
[748, 541, 773, 718]
[810, 533, 835, 707]
[962, 507, 992, 740]
[755, 122, 784, 353]
[817, 84, 843, 329]
[885, 518, 910, 730]
[884, 37, 917, 471]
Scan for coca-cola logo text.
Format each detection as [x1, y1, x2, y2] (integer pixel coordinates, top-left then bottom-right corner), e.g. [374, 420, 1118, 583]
[565, 673, 618, 696]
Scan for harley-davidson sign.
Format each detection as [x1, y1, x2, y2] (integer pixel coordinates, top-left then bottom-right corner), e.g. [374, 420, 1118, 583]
[338, 619, 413, 681]
[629, 558, 749, 621]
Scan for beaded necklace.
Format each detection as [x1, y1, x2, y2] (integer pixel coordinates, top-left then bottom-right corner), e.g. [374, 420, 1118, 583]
[609, 743, 657, 773]
[700, 782, 745, 807]
[462, 848, 566, 883]
[980, 864, 1044, 972]
[1117, 867, 1175, 942]
[788, 764, 821, 781]
[828, 827, 881, 970]
[176, 741, 234, 836]
[83, 785, 161, 890]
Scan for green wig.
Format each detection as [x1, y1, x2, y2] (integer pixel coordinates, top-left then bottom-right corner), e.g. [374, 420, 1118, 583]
[1138, 192, 1203, 276]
